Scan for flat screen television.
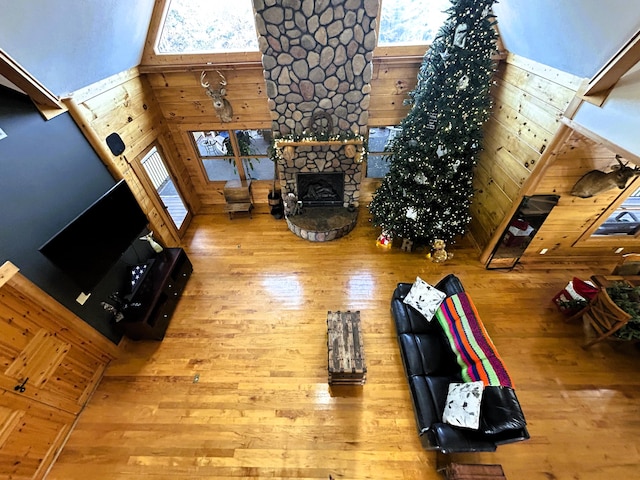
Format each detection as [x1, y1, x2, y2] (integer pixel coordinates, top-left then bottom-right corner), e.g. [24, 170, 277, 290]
[39, 180, 149, 291]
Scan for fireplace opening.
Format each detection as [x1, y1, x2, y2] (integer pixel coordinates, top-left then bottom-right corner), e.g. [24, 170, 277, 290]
[297, 172, 344, 207]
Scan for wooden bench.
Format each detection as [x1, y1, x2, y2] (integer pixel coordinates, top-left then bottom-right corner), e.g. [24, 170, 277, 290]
[441, 463, 506, 479]
[327, 310, 366, 385]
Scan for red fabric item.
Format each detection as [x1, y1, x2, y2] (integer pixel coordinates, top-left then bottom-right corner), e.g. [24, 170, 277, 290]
[572, 277, 599, 300]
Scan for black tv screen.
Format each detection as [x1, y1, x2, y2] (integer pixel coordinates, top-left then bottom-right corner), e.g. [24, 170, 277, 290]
[39, 180, 148, 291]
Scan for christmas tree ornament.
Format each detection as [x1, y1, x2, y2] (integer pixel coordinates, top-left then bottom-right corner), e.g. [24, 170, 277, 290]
[439, 48, 452, 61]
[415, 172, 428, 185]
[406, 206, 418, 221]
[457, 75, 470, 90]
[454, 23, 468, 49]
[437, 145, 448, 158]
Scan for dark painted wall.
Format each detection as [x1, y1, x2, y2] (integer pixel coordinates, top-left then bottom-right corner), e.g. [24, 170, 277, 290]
[0, 86, 150, 343]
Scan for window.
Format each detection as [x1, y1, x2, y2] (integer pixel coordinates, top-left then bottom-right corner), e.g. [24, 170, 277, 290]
[191, 129, 273, 182]
[592, 186, 640, 237]
[366, 126, 401, 178]
[157, 0, 259, 54]
[378, 0, 451, 46]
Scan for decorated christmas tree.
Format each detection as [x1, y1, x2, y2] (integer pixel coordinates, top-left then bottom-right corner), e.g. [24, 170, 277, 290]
[369, 0, 498, 246]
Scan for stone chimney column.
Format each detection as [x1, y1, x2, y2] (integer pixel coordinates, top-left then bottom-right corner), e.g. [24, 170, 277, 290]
[253, 0, 379, 136]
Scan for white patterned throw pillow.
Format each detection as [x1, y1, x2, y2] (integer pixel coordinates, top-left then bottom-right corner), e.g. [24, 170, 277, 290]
[403, 276, 446, 321]
[442, 381, 484, 430]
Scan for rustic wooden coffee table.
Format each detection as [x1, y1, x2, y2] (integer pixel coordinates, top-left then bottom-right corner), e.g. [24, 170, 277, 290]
[327, 310, 366, 385]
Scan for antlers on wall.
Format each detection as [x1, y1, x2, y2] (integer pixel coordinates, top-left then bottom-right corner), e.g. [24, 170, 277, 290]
[200, 70, 233, 123]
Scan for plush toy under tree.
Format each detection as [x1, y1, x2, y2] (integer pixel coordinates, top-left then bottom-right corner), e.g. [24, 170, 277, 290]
[369, 0, 498, 246]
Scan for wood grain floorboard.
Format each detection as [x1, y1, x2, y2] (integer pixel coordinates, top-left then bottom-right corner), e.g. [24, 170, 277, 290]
[47, 210, 640, 479]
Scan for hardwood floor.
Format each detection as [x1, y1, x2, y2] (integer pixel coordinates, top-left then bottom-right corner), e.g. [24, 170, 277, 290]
[47, 210, 640, 480]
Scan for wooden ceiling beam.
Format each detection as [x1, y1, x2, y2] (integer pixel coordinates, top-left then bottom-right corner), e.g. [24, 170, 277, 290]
[581, 28, 640, 105]
[0, 49, 66, 119]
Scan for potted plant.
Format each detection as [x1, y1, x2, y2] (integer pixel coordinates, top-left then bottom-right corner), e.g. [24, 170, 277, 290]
[604, 282, 640, 341]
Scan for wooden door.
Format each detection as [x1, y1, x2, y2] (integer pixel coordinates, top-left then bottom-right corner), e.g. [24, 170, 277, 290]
[0, 389, 75, 480]
[0, 262, 119, 479]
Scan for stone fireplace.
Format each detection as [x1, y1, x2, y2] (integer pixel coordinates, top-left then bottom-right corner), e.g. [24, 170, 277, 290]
[253, 0, 378, 240]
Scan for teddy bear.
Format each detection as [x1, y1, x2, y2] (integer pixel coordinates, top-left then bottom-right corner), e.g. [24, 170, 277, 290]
[430, 238, 452, 263]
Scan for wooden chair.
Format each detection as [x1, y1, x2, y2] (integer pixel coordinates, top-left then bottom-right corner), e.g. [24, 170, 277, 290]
[612, 253, 640, 275]
[578, 288, 632, 348]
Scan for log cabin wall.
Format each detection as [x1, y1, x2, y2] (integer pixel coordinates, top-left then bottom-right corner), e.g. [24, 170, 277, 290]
[143, 66, 272, 215]
[470, 53, 584, 251]
[141, 55, 420, 214]
[523, 128, 640, 261]
[67, 48, 637, 265]
[66, 68, 200, 247]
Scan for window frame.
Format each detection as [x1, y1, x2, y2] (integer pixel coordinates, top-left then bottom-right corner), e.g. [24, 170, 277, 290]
[188, 128, 273, 183]
[141, 0, 452, 68]
[574, 176, 640, 246]
[366, 126, 401, 179]
[141, 0, 262, 67]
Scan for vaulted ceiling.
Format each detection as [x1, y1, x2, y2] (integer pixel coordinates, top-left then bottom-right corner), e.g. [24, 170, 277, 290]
[1, 0, 639, 155]
[0, 0, 638, 97]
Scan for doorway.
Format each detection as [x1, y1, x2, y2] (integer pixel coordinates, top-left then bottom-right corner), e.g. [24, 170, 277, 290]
[139, 145, 190, 232]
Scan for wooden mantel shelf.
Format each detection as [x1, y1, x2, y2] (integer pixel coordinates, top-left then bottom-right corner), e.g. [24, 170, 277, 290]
[275, 139, 363, 148]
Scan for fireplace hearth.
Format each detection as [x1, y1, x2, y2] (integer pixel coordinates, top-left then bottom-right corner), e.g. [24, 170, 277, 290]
[297, 172, 344, 207]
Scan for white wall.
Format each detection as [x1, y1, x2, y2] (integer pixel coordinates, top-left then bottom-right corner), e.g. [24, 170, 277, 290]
[494, 0, 640, 158]
[0, 0, 155, 96]
[493, 0, 640, 78]
[574, 63, 640, 158]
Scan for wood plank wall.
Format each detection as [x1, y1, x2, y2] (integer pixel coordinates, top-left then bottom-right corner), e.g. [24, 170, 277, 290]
[469, 54, 584, 250]
[144, 67, 272, 214]
[526, 130, 640, 260]
[67, 68, 200, 248]
[142, 58, 418, 214]
[69, 52, 638, 262]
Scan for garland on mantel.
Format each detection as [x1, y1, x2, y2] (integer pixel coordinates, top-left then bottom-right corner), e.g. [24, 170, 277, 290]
[268, 131, 368, 163]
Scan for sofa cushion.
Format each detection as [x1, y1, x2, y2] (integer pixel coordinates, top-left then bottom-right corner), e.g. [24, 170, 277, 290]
[398, 333, 459, 376]
[403, 277, 446, 321]
[427, 423, 498, 454]
[442, 381, 484, 430]
[392, 298, 442, 335]
[407, 375, 440, 434]
[425, 375, 452, 418]
[480, 386, 527, 435]
[435, 293, 513, 387]
[434, 273, 466, 296]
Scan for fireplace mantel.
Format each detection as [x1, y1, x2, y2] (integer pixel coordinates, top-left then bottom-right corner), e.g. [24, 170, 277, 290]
[275, 138, 365, 164]
[274, 139, 363, 148]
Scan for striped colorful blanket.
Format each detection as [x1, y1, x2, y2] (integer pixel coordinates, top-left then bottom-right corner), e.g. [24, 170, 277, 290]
[435, 292, 513, 388]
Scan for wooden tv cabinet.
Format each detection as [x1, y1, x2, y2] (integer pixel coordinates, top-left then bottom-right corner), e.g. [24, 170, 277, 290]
[119, 247, 192, 340]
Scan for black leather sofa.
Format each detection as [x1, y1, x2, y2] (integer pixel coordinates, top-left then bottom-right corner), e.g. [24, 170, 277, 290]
[391, 274, 530, 453]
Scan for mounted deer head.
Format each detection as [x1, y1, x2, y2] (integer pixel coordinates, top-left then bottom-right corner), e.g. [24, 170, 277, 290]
[570, 155, 640, 198]
[200, 70, 233, 123]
